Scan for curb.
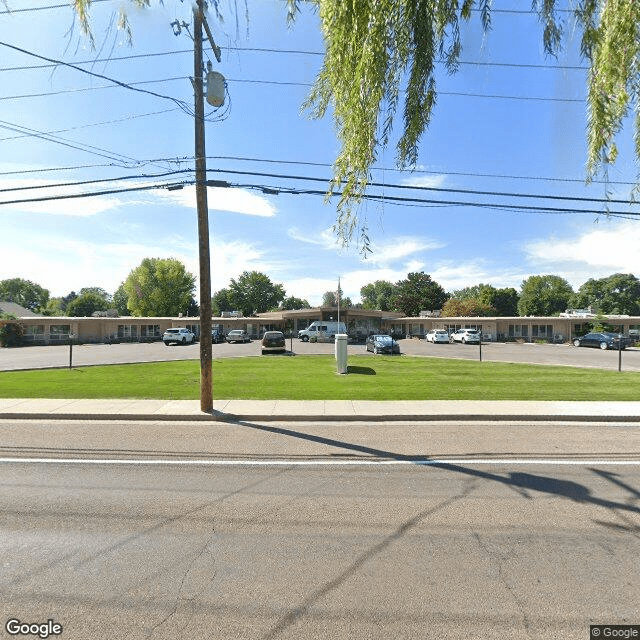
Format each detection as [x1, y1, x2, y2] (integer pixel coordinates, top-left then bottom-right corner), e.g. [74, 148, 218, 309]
[3, 412, 640, 423]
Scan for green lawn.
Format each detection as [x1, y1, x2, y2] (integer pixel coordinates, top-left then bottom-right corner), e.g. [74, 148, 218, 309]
[0, 355, 639, 400]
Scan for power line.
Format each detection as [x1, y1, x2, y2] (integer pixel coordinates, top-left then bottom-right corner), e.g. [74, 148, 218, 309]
[206, 168, 640, 207]
[0, 0, 111, 14]
[0, 46, 588, 73]
[205, 155, 637, 186]
[0, 108, 179, 143]
[0, 169, 194, 193]
[0, 118, 142, 165]
[0, 74, 585, 105]
[1, 177, 638, 221]
[2, 164, 631, 207]
[0, 180, 193, 206]
[0, 40, 194, 114]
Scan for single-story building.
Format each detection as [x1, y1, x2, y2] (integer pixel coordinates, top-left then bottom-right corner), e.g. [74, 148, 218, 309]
[4, 306, 403, 345]
[3, 301, 639, 346]
[388, 313, 640, 343]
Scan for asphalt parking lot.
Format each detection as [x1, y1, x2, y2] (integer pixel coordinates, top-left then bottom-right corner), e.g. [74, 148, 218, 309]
[1, 337, 639, 372]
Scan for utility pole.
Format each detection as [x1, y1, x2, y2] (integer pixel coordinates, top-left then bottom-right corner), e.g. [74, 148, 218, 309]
[193, 0, 212, 412]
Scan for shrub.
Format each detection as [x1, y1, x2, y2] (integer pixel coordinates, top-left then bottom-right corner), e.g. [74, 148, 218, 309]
[0, 319, 24, 347]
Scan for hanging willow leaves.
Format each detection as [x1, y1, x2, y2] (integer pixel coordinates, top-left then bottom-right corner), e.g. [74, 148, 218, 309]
[72, 0, 640, 247]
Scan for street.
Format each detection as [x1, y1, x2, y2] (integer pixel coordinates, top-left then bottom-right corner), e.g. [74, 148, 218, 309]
[0, 418, 638, 639]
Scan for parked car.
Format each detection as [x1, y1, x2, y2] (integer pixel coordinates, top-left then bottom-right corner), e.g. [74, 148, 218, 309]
[211, 329, 225, 344]
[366, 334, 400, 354]
[573, 332, 629, 350]
[449, 328, 481, 344]
[426, 329, 450, 343]
[226, 329, 250, 343]
[261, 330, 286, 354]
[162, 327, 195, 346]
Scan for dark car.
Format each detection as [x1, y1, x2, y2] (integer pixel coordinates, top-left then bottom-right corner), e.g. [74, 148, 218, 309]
[261, 330, 286, 354]
[211, 329, 225, 344]
[573, 332, 629, 350]
[366, 334, 400, 355]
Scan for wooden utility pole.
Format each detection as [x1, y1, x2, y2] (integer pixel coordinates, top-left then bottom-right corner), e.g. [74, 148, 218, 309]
[193, 0, 212, 412]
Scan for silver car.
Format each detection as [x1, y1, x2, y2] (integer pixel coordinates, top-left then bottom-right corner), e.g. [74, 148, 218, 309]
[226, 329, 250, 343]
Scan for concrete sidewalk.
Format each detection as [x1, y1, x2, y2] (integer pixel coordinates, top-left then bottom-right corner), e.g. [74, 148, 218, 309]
[1, 398, 640, 422]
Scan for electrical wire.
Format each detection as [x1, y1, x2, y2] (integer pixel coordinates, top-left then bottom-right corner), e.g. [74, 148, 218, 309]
[0, 169, 194, 193]
[0, 40, 194, 115]
[1, 177, 639, 221]
[0, 108, 180, 143]
[0, 119, 142, 165]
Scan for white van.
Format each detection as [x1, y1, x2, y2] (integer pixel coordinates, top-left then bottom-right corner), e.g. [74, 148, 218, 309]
[298, 321, 347, 342]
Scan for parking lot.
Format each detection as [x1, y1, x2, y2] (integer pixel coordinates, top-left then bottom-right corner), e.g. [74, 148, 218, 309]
[1, 337, 640, 372]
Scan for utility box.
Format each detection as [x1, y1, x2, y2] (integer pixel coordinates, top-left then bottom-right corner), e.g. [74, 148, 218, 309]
[335, 333, 348, 374]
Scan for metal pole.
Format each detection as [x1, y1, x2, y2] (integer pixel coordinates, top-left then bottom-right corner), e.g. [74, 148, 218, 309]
[194, 1, 212, 412]
[618, 332, 622, 372]
[68, 338, 73, 369]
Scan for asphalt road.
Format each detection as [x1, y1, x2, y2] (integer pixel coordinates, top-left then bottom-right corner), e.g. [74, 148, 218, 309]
[2, 338, 640, 371]
[0, 419, 639, 639]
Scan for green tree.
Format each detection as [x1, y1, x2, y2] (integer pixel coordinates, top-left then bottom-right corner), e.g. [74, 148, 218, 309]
[123, 258, 196, 317]
[442, 298, 495, 317]
[60, 291, 78, 311]
[212, 288, 235, 316]
[281, 296, 311, 310]
[453, 284, 519, 317]
[518, 275, 574, 317]
[66, 292, 110, 317]
[393, 272, 448, 317]
[322, 290, 337, 307]
[0, 314, 23, 347]
[41, 297, 65, 317]
[571, 273, 640, 315]
[484, 287, 519, 317]
[112, 283, 131, 316]
[360, 280, 396, 311]
[229, 271, 285, 316]
[0, 278, 49, 312]
[79, 287, 112, 303]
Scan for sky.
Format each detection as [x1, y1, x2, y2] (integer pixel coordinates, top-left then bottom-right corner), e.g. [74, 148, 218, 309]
[1, 0, 640, 309]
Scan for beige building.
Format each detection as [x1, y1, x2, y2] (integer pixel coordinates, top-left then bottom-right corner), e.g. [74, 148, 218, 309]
[4, 303, 639, 346]
[7, 307, 402, 346]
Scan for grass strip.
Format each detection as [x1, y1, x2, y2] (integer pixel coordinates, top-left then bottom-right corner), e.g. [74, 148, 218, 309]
[0, 355, 639, 400]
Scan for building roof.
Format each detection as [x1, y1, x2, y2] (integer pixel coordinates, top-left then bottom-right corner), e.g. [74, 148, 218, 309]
[0, 300, 41, 317]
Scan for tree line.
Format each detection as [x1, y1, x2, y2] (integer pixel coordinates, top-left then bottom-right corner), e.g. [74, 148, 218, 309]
[2, 262, 640, 319]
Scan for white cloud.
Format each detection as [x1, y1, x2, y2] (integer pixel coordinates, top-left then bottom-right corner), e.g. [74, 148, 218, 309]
[523, 219, 640, 287]
[368, 236, 445, 267]
[157, 185, 276, 217]
[288, 227, 444, 268]
[429, 261, 527, 292]
[400, 174, 447, 188]
[287, 226, 344, 250]
[0, 178, 122, 216]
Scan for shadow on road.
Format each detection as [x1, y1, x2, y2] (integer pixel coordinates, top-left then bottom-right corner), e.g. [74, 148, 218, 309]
[227, 418, 640, 639]
[230, 419, 640, 517]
